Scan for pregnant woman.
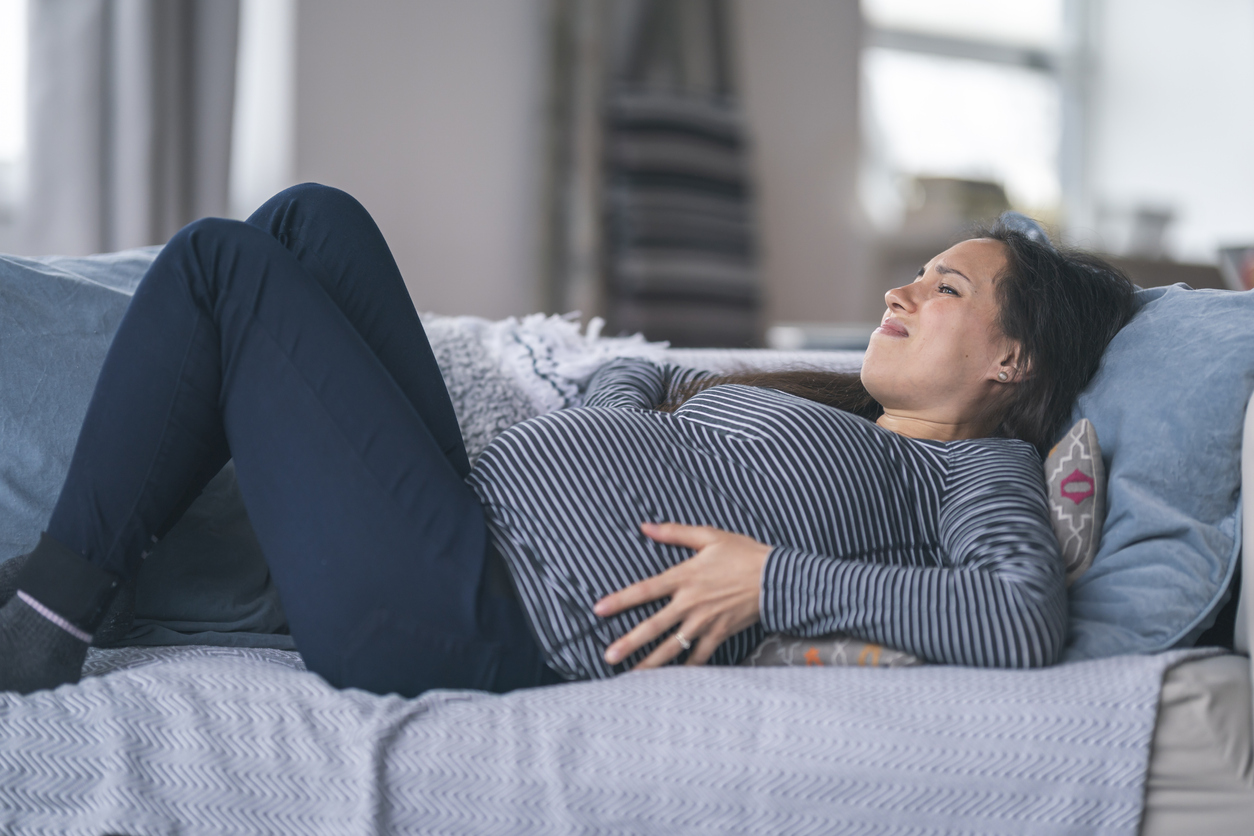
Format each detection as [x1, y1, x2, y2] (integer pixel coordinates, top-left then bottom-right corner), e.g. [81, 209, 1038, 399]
[0, 184, 1135, 696]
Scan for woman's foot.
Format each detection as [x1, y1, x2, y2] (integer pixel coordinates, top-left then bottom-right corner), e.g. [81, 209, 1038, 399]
[0, 549, 136, 647]
[0, 593, 92, 694]
[0, 533, 123, 693]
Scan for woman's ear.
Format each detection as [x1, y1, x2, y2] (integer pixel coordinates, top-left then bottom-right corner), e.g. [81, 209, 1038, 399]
[992, 343, 1028, 383]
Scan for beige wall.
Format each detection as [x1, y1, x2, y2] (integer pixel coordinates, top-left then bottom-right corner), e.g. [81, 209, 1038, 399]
[291, 0, 871, 324]
[734, 0, 872, 324]
[294, 0, 548, 318]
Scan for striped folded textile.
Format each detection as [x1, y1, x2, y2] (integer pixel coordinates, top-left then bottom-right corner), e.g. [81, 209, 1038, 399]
[603, 90, 762, 347]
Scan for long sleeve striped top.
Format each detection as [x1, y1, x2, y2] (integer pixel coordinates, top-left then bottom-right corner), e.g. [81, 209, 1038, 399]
[468, 358, 1066, 681]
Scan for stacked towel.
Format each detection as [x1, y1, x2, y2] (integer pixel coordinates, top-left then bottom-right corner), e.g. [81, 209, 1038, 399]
[603, 91, 761, 347]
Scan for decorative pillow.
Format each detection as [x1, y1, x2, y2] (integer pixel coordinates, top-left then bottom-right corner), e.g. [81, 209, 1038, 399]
[740, 633, 922, 668]
[0, 249, 149, 557]
[1045, 418, 1105, 586]
[1065, 284, 1254, 661]
[0, 249, 292, 648]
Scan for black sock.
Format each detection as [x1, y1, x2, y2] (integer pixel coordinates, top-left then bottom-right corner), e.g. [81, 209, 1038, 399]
[0, 595, 94, 694]
[0, 533, 122, 694]
[2, 543, 138, 648]
[16, 533, 121, 627]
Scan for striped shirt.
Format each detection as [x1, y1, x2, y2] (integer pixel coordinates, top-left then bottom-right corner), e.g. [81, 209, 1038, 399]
[468, 358, 1066, 681]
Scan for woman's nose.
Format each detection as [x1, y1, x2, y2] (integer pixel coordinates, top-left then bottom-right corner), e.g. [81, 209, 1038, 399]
[884, 283, 915, 312]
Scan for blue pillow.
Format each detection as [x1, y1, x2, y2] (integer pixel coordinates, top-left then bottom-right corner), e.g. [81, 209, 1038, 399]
[1065, 284, 1254, 660]
[0, 249, 149, 553]
[0, 249, 293, 648]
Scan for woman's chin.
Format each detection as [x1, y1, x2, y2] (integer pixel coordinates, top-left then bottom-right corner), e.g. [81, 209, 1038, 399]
[860, 341, 895, 380]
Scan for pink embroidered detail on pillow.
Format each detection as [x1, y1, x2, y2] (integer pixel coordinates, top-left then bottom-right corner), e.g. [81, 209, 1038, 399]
[1046, 418, 1106, 586]
[1060, 469, 1095, 503]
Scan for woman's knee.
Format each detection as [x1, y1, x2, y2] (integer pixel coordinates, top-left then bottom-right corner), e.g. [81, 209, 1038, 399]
[249, 182, 370, 236]
[158, 218, 278, 301]
[276, 182, 353, 206]
[168, 217, 266, 263]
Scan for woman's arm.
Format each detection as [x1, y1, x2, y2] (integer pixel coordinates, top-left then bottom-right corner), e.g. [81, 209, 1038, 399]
[597, 444, 1066, 671]
[761, 446, 1066, 669]
[582, 358, 712, 410]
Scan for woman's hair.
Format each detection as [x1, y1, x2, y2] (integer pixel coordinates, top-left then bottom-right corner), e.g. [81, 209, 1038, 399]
[659, 220, 1137, 454]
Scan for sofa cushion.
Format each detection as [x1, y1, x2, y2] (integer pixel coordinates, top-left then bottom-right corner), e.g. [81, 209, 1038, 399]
[1065, 284, 1254, 660]
[0, 249, 292, 648]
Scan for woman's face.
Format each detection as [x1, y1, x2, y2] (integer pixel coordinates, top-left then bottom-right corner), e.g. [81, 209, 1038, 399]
[861, 238, 1020, 437]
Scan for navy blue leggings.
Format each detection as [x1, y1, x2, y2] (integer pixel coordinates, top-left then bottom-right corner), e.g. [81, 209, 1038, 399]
[46, 184, 556, 697]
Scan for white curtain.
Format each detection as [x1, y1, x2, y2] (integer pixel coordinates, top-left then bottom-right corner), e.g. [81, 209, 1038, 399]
[21, 0, 239, 255]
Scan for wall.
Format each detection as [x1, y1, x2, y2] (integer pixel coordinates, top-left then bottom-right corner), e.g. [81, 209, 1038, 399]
[1080, 0, 1254, 261]
[733, 0, 872, 323]
[293, 0, 872, 324]
[294, 0, 548, 317]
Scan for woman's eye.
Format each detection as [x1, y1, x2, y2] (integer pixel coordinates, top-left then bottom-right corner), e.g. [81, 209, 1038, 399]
[939, 284, 959, 296]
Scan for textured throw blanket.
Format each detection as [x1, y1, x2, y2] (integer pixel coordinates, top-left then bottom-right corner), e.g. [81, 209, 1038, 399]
[420, 312, 863, 464]
[420, 311, 668, 463]
[0, 645, 1203, 835]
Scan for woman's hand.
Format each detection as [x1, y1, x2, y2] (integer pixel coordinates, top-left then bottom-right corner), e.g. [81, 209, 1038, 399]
[594, 522, 772, 669]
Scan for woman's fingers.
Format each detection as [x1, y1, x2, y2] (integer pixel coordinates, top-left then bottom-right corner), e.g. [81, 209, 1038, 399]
[606, 594, 725, 668]
[605, 599, 689, 664]
[593, 566, 677, 618]
[592, 522, 703, 617]
[631, 630, 683, 670]
[685, 625, 725, 666]
[633, 618, 727, 670]
[597, 523, 771, 668]
[640, 521, 720, 550]
[593, 522, 729, 617]
[605, 582, 722, 666]
[633, 619, 706, 670]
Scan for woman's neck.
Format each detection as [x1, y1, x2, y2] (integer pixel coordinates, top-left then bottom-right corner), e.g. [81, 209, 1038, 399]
[875, 411, 996, 443]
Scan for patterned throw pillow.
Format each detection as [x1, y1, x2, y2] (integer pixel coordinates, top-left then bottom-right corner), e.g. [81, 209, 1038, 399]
[1045, 418, 1106, 586]
[740, 633, 923, 668]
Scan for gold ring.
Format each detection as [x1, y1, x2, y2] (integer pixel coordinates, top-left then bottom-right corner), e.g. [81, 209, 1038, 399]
[675, 630, 693, 651]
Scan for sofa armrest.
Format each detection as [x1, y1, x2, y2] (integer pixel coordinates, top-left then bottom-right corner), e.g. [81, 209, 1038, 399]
[1236, 391, 1254, 749]
[1237, 390, 1253, 658]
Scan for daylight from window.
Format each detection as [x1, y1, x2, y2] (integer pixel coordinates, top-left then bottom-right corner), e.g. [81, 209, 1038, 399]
[863, 49, 1061, 210]
[860, 0, 1064, 228]
[0, 0, 27, 207]
[0, 0, 26, 162]
[862, 0, 1062, 49]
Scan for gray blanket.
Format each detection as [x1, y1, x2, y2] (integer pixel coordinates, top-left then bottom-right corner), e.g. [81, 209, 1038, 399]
[0, 644, 1204, 835]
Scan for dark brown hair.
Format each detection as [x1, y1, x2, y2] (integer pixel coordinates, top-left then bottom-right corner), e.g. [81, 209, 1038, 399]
[660, 221, 1137, 454]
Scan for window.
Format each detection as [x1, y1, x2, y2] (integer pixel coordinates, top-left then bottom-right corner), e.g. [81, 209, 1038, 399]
[860, 0, 1067, 230]
[0, 0, 27, 217]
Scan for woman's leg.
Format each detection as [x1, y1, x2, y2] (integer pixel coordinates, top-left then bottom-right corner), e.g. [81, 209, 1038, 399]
[5, 210, 548, 696]
[243, 183, 470, 478]
[0, 184, 443, 645]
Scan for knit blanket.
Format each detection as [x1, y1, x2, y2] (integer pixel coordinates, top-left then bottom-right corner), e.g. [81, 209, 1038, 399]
[420, 312, 667, 463]
[418, 311, 863, 463]
[0, 644, 1204, 835]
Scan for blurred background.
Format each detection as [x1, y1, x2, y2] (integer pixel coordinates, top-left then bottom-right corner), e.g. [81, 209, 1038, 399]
[0, 0, 1251, 346]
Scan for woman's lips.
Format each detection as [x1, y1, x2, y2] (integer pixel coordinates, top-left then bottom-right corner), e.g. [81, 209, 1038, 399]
[874, 320, 908, 338]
